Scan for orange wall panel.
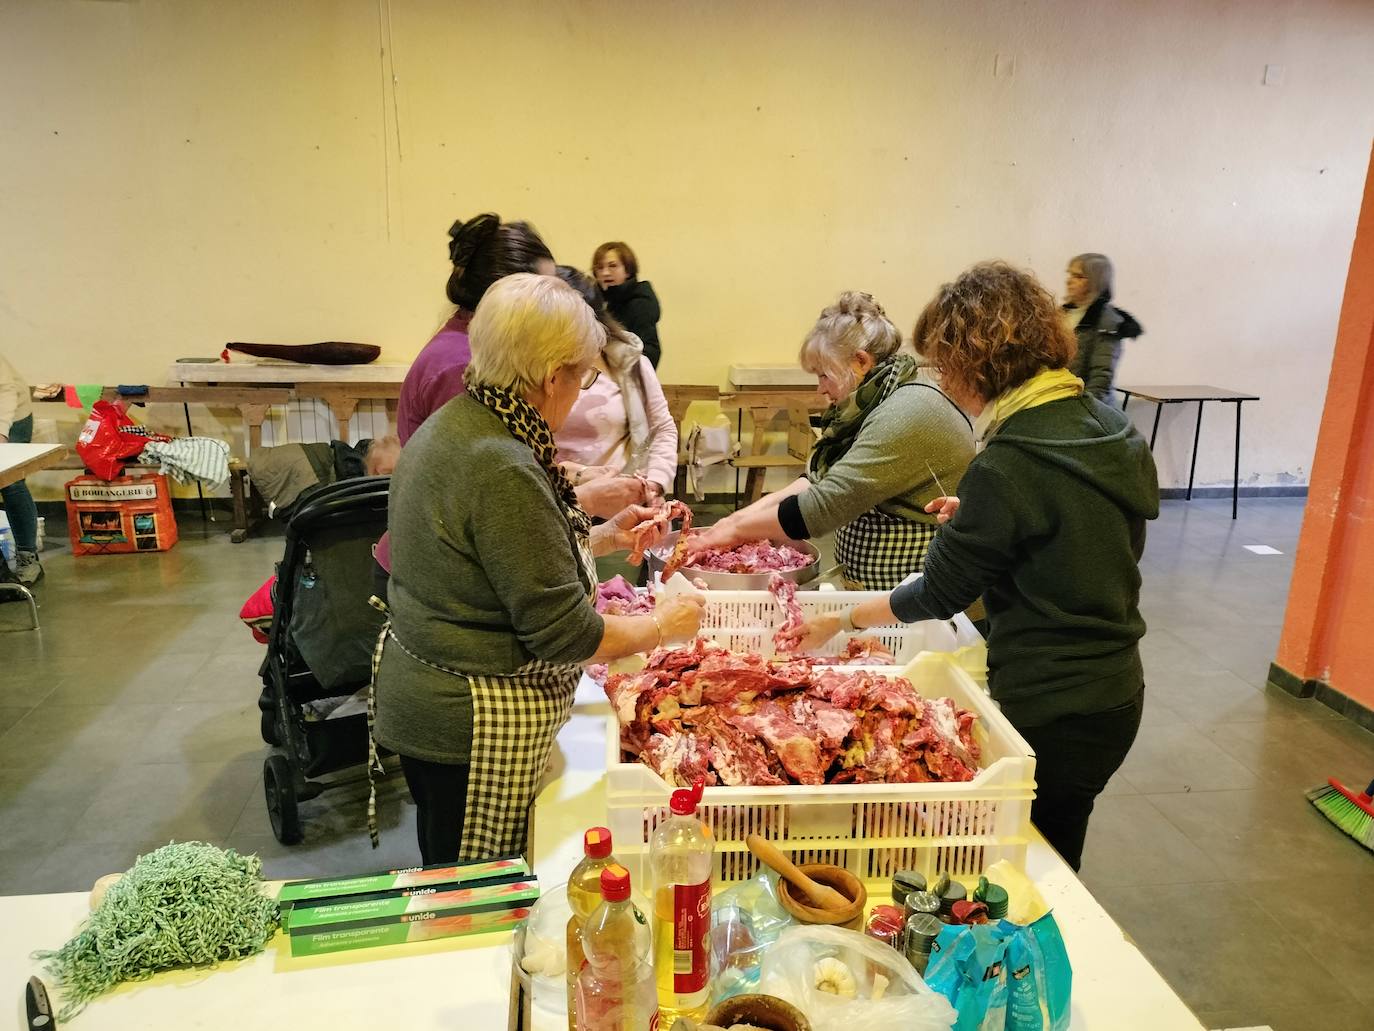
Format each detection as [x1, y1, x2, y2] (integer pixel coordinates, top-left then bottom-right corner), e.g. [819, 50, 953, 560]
[1277, 140, 1374, 709]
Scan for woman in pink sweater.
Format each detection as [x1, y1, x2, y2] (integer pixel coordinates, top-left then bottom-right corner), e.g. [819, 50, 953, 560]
[553, 267, 678, 517]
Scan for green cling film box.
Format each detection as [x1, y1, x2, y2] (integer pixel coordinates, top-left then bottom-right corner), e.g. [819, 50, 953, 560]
[287, 892, 536, 957]
[285, 879, 541, 932]
[278, 856, 530, 905]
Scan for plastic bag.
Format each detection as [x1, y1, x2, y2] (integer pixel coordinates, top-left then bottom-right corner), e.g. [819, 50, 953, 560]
[759, 924, 957, 1031]
[708, 869, 794, 1004]
[75, 400, 169, 480]
[924, 915, 1071, 1031]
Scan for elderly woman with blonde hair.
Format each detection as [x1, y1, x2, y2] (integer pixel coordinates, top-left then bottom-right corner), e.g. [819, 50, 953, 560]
[800, 262, 1159, 871]
[374, 273, 703, 864]
[688, 291, 974, 589]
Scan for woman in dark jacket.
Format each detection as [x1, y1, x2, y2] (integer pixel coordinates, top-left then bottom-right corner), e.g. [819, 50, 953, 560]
[800, 261, 1159, 872]
[1063, 253, 1142, 406]
[593, 241, 662, 367]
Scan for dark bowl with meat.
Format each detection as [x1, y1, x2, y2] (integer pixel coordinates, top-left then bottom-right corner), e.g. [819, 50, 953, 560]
[646, 531, 820, 590]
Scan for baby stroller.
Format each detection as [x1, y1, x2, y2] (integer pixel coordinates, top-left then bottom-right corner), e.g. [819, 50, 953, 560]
[258, 475, 390, 844]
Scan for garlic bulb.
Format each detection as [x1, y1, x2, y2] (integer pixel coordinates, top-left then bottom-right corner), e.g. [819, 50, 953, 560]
[813, 956, 858, 997]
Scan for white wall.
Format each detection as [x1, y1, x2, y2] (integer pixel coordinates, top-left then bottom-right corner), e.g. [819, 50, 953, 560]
[2, 0, 1372, 489]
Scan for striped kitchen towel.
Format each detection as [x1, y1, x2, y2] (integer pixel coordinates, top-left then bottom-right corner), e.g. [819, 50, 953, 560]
[139, 437, 231, 490]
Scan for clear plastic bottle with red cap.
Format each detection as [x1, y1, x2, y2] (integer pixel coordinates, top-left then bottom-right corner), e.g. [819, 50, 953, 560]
[576, 863, 659, 1031]
[566, 827, 619, 1030]
[648, 779, 714, 1023]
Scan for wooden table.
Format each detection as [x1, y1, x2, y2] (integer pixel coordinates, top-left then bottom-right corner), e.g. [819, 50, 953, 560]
[168, 361, 410, 441]
[1118, 384, 1260, 519]
[0, 442, 66, 490]
[0, 443, 66, 630]
[719, 390, 828, 505]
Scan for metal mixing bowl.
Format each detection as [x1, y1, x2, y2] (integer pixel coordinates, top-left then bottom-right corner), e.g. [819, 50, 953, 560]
[645, 531, 820, 590]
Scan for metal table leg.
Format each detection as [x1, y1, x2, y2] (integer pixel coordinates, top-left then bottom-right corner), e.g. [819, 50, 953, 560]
[1149, 401, 1164, 450]
[1233, 400, 1243, 519]
[0, 582, 39, 630]
[1186, 400, 1206, 501]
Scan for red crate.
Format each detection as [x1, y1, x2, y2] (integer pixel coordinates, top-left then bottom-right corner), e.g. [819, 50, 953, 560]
[65, 473, 179, 556]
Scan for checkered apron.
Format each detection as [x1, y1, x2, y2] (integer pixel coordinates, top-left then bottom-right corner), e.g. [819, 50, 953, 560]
[364, 539, 596, 856]
[834, 508, 938, 590]
[458, 536, 596, 860]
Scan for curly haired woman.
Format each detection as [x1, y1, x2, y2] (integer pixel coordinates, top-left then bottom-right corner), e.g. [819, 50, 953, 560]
[800, 262, 1159, 870]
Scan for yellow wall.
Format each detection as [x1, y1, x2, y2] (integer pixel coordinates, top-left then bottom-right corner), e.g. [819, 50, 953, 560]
[2, 0, 1373, 488]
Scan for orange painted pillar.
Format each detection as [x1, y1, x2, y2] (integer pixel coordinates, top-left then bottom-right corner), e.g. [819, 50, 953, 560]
[1270, 140, 1374, 726]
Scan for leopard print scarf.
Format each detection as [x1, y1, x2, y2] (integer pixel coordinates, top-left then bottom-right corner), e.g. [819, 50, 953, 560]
[467, 381, 593, 539]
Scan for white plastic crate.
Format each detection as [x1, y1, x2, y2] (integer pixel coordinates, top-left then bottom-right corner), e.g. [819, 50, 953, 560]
[604, 652, 1035, 890]
[701, 588, 985, 668]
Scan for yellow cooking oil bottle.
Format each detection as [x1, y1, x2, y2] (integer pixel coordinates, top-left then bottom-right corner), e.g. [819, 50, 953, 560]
[566, 827, 618, 1029]
[648, 779, 714, 1023]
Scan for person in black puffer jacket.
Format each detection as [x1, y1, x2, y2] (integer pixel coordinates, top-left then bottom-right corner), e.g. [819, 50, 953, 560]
[593, 241, 662, 367]
[1063, 253, 1142, 406]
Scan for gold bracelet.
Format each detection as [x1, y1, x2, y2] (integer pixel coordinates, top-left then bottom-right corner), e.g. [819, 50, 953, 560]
[650, 613, 664, 648]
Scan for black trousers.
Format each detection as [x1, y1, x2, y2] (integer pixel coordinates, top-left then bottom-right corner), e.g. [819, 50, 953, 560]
[1016, 690, 1144, 872]
[399, 754, 470, 866]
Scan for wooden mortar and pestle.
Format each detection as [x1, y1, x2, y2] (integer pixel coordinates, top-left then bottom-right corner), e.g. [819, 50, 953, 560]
[744, 834, 867, 930]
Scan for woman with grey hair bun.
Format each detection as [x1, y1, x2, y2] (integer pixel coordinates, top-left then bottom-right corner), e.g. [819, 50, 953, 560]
[373, 273, 703, 864]
[687, 291, 975, 589]
[1063, 253, 1143, 405]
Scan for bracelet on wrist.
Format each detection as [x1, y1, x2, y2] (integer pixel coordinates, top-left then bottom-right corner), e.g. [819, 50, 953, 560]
[650, 613, 664, 647]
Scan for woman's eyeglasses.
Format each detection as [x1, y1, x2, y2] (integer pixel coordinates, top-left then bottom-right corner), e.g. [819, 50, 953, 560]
[580, 367, 601, 390]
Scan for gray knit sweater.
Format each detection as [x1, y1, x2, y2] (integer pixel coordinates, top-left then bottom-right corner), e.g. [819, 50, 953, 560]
[373, 395, 605, 763]
[788, 379, 974, 537]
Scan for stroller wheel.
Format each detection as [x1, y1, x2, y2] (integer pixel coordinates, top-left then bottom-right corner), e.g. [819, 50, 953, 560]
[264, 754, 302, 844]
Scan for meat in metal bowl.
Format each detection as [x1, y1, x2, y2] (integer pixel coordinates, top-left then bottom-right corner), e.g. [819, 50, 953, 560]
[646, 531, 820, 590]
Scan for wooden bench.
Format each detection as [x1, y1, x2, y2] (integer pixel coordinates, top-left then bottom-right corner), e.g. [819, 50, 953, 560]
[719, 390, 828, 504]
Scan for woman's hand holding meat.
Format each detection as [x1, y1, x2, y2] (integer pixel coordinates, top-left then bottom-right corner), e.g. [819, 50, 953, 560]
[683, 514, 742, 557]
[796, 613, 843, 653]
[592, 503, 668, 557]
[576, 473, 648, 518]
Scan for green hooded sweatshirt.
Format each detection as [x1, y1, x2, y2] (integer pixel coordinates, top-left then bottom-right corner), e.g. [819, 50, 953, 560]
[891, 395, 1160, 728]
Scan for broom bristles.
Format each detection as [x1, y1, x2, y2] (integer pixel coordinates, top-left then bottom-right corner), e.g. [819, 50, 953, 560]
[1306, 777, 1374, 853]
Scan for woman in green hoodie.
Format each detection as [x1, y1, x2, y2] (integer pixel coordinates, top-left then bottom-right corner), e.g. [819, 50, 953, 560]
[800, 261, 1160, 871]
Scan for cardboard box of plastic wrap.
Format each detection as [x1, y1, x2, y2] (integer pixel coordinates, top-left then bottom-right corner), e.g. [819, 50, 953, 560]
[278, 856, 529, 904]
[286, 879, 540, 957]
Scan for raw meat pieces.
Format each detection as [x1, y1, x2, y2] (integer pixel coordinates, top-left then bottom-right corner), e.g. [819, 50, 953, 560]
[605, 640, 980, 787]
[768, 573, 805, 655]
[596, 576, 655, 616]
[628, 500, 693, 566]
[834, 636, 896, 665]
[679, 539, 812, 575]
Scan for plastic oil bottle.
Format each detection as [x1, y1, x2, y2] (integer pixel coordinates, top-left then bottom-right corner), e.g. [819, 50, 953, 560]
[576, 863, 658, 1031]
[649, 779, 714, 1023]
[566, 827, 618, 1030]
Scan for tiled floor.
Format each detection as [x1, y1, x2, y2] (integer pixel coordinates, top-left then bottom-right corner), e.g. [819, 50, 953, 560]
[1, 497, 1372, 1030]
